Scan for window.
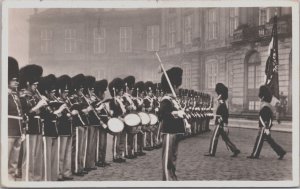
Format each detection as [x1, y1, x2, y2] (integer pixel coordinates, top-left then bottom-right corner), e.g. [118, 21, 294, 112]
[229, 8, 239, 36]
[41, 29, 53, 54]
[168, 19, 176, 48]
[182, 63, 192, 88]
[120, 27, 132, 52]
[248, 101, 261, 111]
[184, 15, 192, 44]
[94, 28, 106, 54]
[64, 29, 76, 53]
[147, 25, 159, 51]
[205, 60, 218, 89]
[227, 61, 234, 88]
[259, 8, 270, 25]
[208, 9, 217, 40]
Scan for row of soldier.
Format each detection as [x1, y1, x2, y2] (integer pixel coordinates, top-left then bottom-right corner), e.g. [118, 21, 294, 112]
[8, 57, 214, 181]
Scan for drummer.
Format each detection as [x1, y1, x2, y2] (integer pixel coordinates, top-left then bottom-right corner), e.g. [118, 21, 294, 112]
[122, 76, 137, 159]
[144, 81, 157, 151]
[132, 81, 146, 156]
[108, 78, 127, 163]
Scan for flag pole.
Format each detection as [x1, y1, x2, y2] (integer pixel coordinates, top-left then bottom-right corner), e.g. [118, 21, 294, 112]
[155, 51, 177, 98]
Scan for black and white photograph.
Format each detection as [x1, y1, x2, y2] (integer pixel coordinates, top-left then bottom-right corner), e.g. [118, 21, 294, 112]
[1, 0, 299, 187]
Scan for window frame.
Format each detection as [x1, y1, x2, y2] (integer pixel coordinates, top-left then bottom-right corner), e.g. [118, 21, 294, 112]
[183, 14, 192, 45]
[205, 60, 218, 89]
[208, 9, 218, 40]
[168, 19, 176, 48]
[41, 29, 53, 54]
[64, 29, 76, 53]
[229, 8, 239, 36]
[147, 25, 160, 51]
[93, 28, 106, 54]
[120, 27, 132, 53]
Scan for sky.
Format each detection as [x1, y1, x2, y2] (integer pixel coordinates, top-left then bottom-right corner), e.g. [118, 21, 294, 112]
[8, 8, 35, 67]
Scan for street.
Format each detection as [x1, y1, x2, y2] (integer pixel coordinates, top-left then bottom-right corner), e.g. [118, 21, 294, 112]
[74, 127, 292, 181]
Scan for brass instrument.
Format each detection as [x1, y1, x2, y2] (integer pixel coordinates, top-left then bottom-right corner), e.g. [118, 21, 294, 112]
[66, 96, 85, 125]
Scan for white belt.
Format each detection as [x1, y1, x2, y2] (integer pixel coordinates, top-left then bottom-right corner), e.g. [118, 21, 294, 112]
[34, 116, 40, 119]
[8, 115, 23, 120]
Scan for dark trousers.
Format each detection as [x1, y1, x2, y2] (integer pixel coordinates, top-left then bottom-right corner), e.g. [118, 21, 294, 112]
[96, 128, 107, 163]
[208, 124, 239, 155]
[162, 133, 178, 181]
[250, 127, 286, 158]
[8, 137, 22, 180]
[126, 132, 135, 156]
[137, 132, 144, 153]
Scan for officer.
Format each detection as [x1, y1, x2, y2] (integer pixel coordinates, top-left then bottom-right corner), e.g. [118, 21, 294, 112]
[94, 79, 110, 167]
[19, 64, 45, 181]
[247, 85, 286, 160]
[143, 81, 154, 151]
[8, 57, 25, 180]
[204, 83, 240, 157]
[158, 67, 187, 181]
[108, 78, 126, 163]
[56, 75, 74, 181]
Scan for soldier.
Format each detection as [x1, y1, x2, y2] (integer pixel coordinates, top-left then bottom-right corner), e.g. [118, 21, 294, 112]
[108, 78, 126, 163]
[70, 74, 90, 176]
[204, 83, 240, 157]
[143, 81, 155, 151]
[132, 81, 146, 156]
[83, 76, 98, 171]
[56, 75, 74, 181]
[19, 64, 45, 181]
[123, 76, 137, 159]
[8, 57, 25, 180]
[247, 85, 286, 160]
[94, 79, 110, 167]
[159, 67, 187, 181]
[38, 74, 63, 181]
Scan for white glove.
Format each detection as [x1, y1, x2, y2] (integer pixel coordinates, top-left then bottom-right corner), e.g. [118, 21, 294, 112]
[37, 99, 47, 108]
[264, 129, 270, 135]
[71, 110, 79, 115]
[20, 134, 26, 142]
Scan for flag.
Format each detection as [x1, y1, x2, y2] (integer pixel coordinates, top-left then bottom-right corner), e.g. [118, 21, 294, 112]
[265, 16, 279, 100]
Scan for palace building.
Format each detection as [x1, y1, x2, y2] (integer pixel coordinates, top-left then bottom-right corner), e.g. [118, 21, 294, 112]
[28, 7, 292, 118]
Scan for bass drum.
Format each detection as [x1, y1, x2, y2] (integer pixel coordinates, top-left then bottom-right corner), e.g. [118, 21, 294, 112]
[124, 113, 141, 133]
[107, 118, 124, 134]
[149, 113, 158, 125]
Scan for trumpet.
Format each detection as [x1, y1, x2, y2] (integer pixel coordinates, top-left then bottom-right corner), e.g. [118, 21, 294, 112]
[80, 93, 102, 122]
[66, 96, 85, 125]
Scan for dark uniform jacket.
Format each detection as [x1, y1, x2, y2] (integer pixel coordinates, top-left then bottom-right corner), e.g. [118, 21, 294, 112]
[158, 94, 185, 134]
[40, 99, 58, 137]
[69, 94, 89, 127]
[20, 90, 42, 135]
[109, 97, 125, 118]
[56, 97, 72, 136]
[8, 91, 23, 137]
[259, 103, 273, 129]
[215, 101, 228, 126]
[86, 94, 101, 126]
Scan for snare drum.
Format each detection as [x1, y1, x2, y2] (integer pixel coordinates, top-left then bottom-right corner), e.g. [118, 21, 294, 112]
[107, 118, 124, 134]
[124, 113, 141, 133]
[138, 112, 151, 132]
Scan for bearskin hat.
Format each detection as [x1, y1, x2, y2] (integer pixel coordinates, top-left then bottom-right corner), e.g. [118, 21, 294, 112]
[215, 83, 228, 100]
[71, 74, 85, 93]
[108, 78, 125, 97]
[57, 75, 71, 94]
[132, 81, 145, 97]
[258, 85, 272, 103]
[8, 57, 19, 82]
[144, 81, 154, 93]
[161, 67, 183, 93]
[178, 88, 184, 97]
[94, 79, 108, 95]
[19, 64, 43, 89]
[123, 76, 135, 91]
[38, 74, 57, 95]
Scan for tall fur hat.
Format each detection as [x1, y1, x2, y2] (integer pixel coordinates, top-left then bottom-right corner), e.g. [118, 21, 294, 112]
[123, 76, 135, 91]
[19, 64, 43, 89]
[108, 78, 125, 97]
[38, 74, 57, 95]
[144, 81, 154, 93]
[161, 67, 183, 93]
[94, 79, 108, 95]
[8, 57, 19, 82]
[258, 85, 272, 103]
[57, 75, 71, 94]
[215, 83, 228, 100]
[132, 81, 145, 97]
[71, 74, 85, 93]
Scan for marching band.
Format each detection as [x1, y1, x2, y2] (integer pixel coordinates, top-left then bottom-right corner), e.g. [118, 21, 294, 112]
[7, 57, 214, 181]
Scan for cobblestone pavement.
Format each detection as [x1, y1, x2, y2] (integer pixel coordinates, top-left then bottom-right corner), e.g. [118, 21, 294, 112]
[74, 127, 292, 181]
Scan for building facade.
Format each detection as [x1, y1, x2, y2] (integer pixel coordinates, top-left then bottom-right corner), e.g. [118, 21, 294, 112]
[28, 7, 292, 118]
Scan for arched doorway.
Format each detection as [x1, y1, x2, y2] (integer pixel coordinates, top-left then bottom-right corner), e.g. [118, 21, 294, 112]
[245, 51, 262, 111]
